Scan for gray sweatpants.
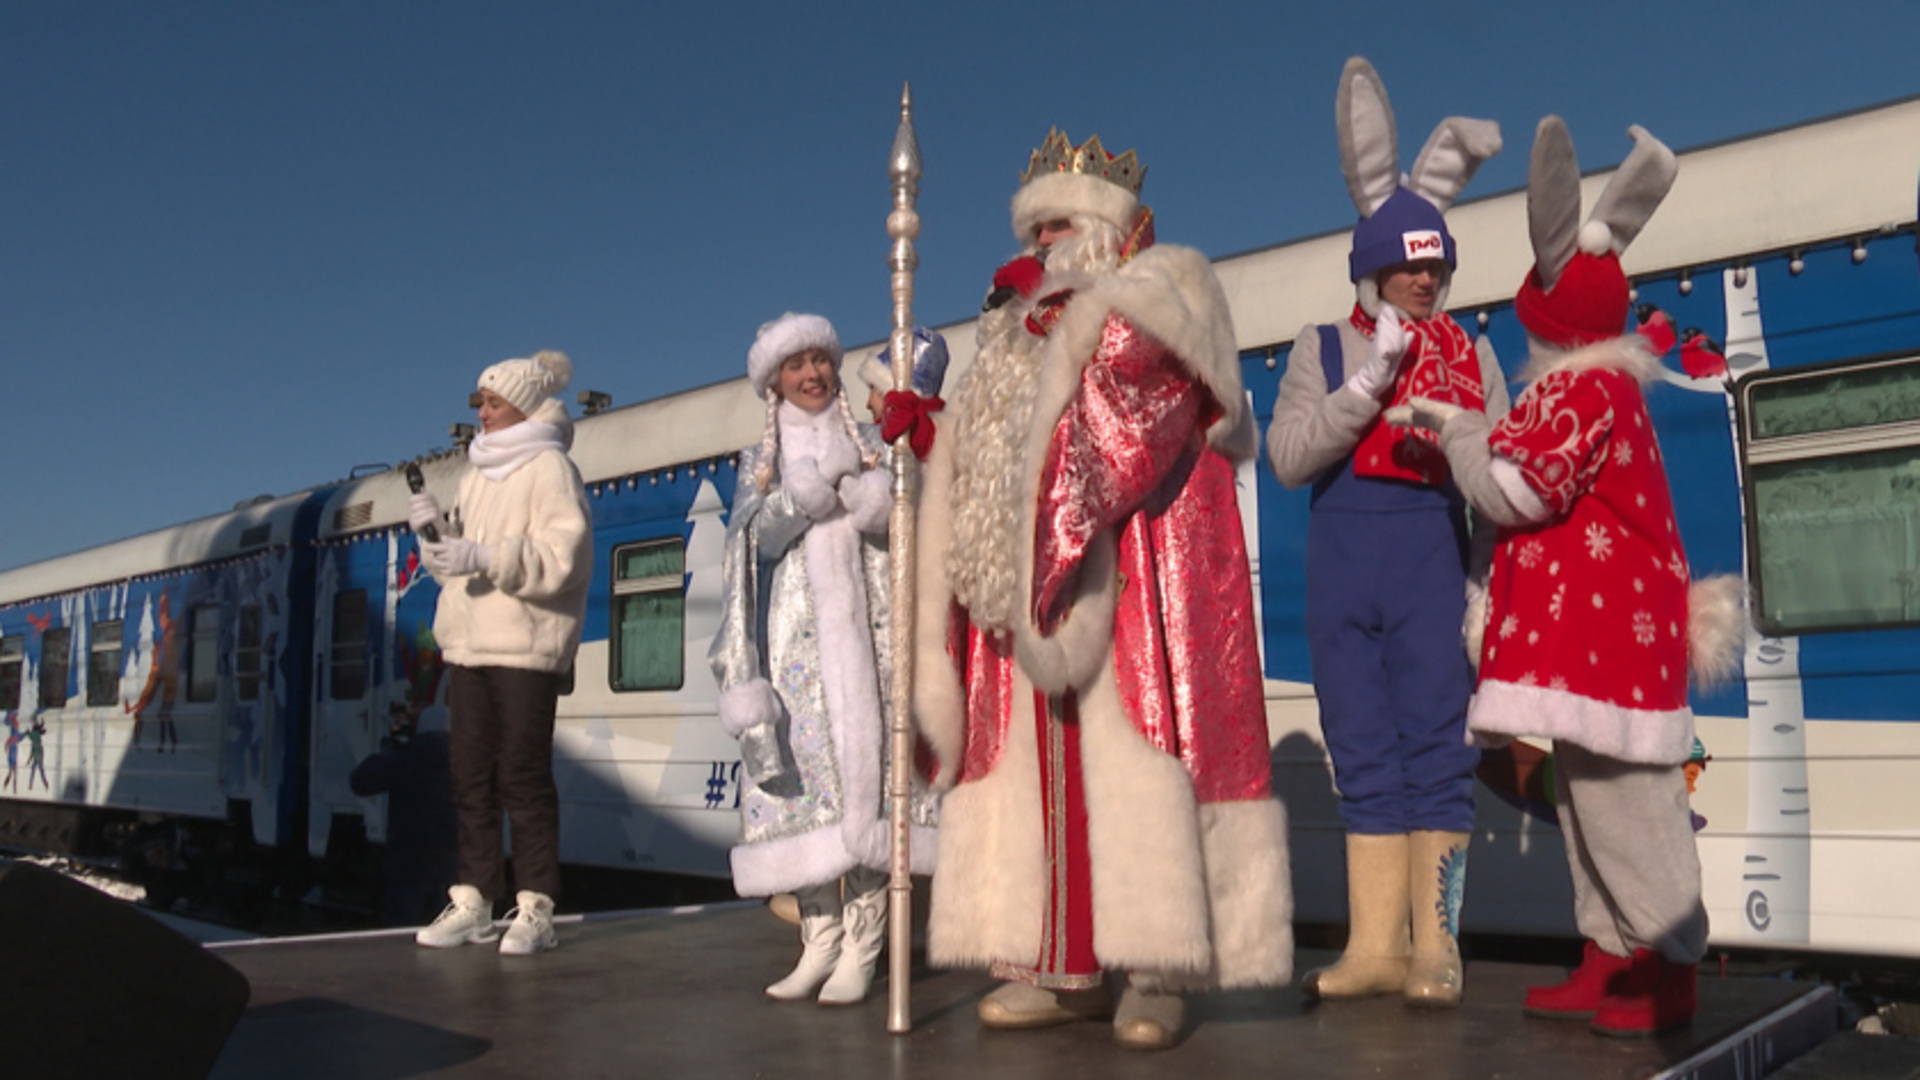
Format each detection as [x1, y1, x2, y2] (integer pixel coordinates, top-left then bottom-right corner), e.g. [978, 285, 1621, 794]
[1553, 740, 1709, 964]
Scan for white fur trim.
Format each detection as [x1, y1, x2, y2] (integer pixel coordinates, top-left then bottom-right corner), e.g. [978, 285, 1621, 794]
[911, 418, 968, 788]
[1470, 679, 1693, 765]
[717, 678, 781, 739]
[1013, 532, 1119, 694]
[1189, 798, 1293, 989]
[748, 313, 842, 398]
[1687, 574, 1747, 688]
[1011, 172, 1140, 242]
[1463, 579, 1488, 670]
[1516, 333, 1663, 387]
[858, 352, 891, 394]
[926, 681, 1045, 969]
[1489, 455, 1553, 524]
[1080, 664, 1212, 977]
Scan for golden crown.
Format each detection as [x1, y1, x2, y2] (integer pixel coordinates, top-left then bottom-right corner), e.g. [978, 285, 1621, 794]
[1019, 129, 1147, 195]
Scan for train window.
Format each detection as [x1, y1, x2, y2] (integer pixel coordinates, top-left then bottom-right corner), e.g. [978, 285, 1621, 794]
[87, 620, 124, 707]
[235, 605, 263, 702]
[1737, 351, 1920, 634]
[610, 538, 685, 692]
[331, 590, 370, 700]
[0, 636, 22, 710]
[39, 627, 72, 709]
[186, 606, 221, 703]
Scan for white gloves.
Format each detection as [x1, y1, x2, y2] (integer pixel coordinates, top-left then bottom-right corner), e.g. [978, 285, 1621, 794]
[408, 492, 444, 535]
[422, 538, 491, 580]
[839, 468, 891, 534]
[816, 437, 860, 487]
[1346, 305, 1411, 401]
[1385, 395, 1466, 433]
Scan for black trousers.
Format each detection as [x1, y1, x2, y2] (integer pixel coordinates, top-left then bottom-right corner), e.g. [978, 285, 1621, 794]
[446, 664, 563, 901]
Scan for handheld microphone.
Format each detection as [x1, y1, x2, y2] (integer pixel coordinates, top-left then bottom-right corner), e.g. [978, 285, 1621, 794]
[403, 463, 440, 543]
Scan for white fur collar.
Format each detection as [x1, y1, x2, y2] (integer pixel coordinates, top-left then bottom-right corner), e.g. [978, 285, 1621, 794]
[1515, 333, 1664, 387]
[1031, 243, 1252, 462]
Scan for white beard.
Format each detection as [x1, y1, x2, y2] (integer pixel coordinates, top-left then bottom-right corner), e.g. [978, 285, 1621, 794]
[944, 220, 1123, 632]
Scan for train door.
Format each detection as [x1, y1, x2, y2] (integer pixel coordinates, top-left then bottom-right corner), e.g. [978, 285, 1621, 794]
[308, 538, 386, 858]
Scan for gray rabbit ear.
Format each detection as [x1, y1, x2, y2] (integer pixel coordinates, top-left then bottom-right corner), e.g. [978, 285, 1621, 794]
[1587, 125, 1678, 255]
[1528, 116, 1582, 290]
[1409, 117, 1502, 212]
[1336, 56, 1400, 217]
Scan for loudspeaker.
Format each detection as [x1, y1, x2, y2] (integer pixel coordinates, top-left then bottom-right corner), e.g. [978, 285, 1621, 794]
[0, 860, 251, 1080]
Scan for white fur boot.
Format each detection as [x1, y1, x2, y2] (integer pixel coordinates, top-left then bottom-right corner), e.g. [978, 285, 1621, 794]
[766, 881, 844, 1001]
[818, 868, 887, 1005]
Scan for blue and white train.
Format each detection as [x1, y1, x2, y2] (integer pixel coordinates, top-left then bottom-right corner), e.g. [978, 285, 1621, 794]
[2, 97, 1917, 954]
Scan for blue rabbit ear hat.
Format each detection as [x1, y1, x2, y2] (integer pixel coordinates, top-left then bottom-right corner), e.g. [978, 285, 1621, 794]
[1349, 187, 1457, 282]
[859, 328, 951, 397]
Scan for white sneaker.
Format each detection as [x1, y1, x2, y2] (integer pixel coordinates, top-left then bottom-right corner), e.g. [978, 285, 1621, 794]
[499, 890, 557, 956]
[415, 885, 498, 948]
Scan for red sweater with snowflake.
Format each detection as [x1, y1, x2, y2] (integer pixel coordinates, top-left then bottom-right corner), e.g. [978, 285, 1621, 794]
[1468, 345, 1696, 765]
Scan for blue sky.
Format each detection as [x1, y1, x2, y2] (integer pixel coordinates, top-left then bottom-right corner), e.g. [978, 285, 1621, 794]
[5, 0, 1919, 571]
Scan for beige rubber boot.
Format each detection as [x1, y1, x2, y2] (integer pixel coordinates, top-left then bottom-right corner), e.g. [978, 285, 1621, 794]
[1303, 833, 1410, 999]
[1404, 830, 1470, 1008]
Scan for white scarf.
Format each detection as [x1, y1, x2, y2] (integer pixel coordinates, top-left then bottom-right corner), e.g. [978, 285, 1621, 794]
[467, 420, 565, 481]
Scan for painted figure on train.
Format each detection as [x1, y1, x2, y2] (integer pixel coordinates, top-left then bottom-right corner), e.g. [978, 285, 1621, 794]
[910, 129, 1292, 1051]
[709, 312, 940, 1006]
[1264, 57, 1505, 1008]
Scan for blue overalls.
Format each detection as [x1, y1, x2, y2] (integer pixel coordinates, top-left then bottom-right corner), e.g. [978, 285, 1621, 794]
[1304, 325, 1479, 835]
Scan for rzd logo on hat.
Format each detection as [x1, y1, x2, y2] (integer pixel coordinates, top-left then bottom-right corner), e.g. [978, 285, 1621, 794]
[1402, 230, 1444, 260]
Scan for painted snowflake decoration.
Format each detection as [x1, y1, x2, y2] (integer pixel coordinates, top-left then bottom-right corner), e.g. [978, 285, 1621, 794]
[1612, 441, 1634, 468]
[1500, 614, 1520, 640]
[1435, 845, 1469, 940]
[1585, 523, 1615, 561]
[1633, 611, 1657, 645]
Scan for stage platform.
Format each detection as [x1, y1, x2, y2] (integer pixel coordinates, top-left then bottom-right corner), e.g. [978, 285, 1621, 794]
[204, 902, 1884, 1080]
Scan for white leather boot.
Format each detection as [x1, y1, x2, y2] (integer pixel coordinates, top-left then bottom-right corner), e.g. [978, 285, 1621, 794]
[818, 868, 887, 1005]
[765, 881, 844, 1001]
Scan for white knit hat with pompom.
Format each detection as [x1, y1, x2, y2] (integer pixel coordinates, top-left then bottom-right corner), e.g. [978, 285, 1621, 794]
[479, 349, 573, 415]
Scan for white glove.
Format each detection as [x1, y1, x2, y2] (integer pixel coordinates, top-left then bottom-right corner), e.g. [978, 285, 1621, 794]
[407, 492, 444, 535]
[782, 456, 839, 519]
[1346, 305, 1411, 400]
[422, 538, 491, 580]
[816, 437, 861, 487]
[839, 468, 892, 534]
[1385, 395, 1466, 433]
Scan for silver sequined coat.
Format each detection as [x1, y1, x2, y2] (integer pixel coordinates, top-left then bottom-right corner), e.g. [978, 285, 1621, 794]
[708, 404, 937, 896]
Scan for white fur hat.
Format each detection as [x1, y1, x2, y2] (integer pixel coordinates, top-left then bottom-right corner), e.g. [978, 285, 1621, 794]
[479, 349, 572, 415]
[748, 313, 842, 398]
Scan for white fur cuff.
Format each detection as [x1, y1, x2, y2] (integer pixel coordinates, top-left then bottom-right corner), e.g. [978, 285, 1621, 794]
[783, 456, 838, 519]
[1014, 535, 1119, 695]
[718, 678, 783, 738]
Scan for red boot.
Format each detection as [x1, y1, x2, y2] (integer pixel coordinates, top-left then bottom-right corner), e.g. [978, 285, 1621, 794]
[1523, 940, 1633, 1020]
[1590, 949, 1696, 1037]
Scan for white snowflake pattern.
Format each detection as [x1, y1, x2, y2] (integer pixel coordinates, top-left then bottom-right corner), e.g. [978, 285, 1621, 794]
[1591, 592, 1605, 610]
[1632, 577, 1645, 593]
[1549, 560, 1561, 577]
[1633, 611, 1657, 645]
[1588, 651, 1600, 666]
[1528, 630, 1540, 645]
[1517, 540, 1546, 569]
[1669, 620, 1680, 638]
[1632, 686, 1645, 703]
[1549, 675, 1569, 691]
[1549, 583, 1567, 620]
[1660, 665, 1669, 680]
[1636, 493, 1647, 508]
[1585, 523, 1615, 561]
[1668, 551, 1688, 581]
[1612, 441, 1634, 468]
[1500, 614, 1520, 640]
[1518, 671, 1539, 686]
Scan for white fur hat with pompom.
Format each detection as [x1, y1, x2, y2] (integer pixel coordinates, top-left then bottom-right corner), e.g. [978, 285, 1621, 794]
[479, 349, 573, 415]
[748, 313, 841, 398]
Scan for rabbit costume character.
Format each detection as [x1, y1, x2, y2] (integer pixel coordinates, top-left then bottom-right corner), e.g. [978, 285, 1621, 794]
[708, 313, 939, 1007]
[1264, 57, 1507, 1008]
[1389, 120, 1743, 1037]
[912, 130, 1292, 1052]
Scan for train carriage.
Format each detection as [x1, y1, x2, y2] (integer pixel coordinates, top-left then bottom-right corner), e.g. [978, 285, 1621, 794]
[1, 96, 1917, 958]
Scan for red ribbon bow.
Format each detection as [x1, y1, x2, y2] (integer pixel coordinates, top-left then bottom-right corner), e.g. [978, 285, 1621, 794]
[881, 391, 945, 460]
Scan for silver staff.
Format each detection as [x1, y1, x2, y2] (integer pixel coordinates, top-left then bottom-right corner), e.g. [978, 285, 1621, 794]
[884, 81, 921, 1036]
